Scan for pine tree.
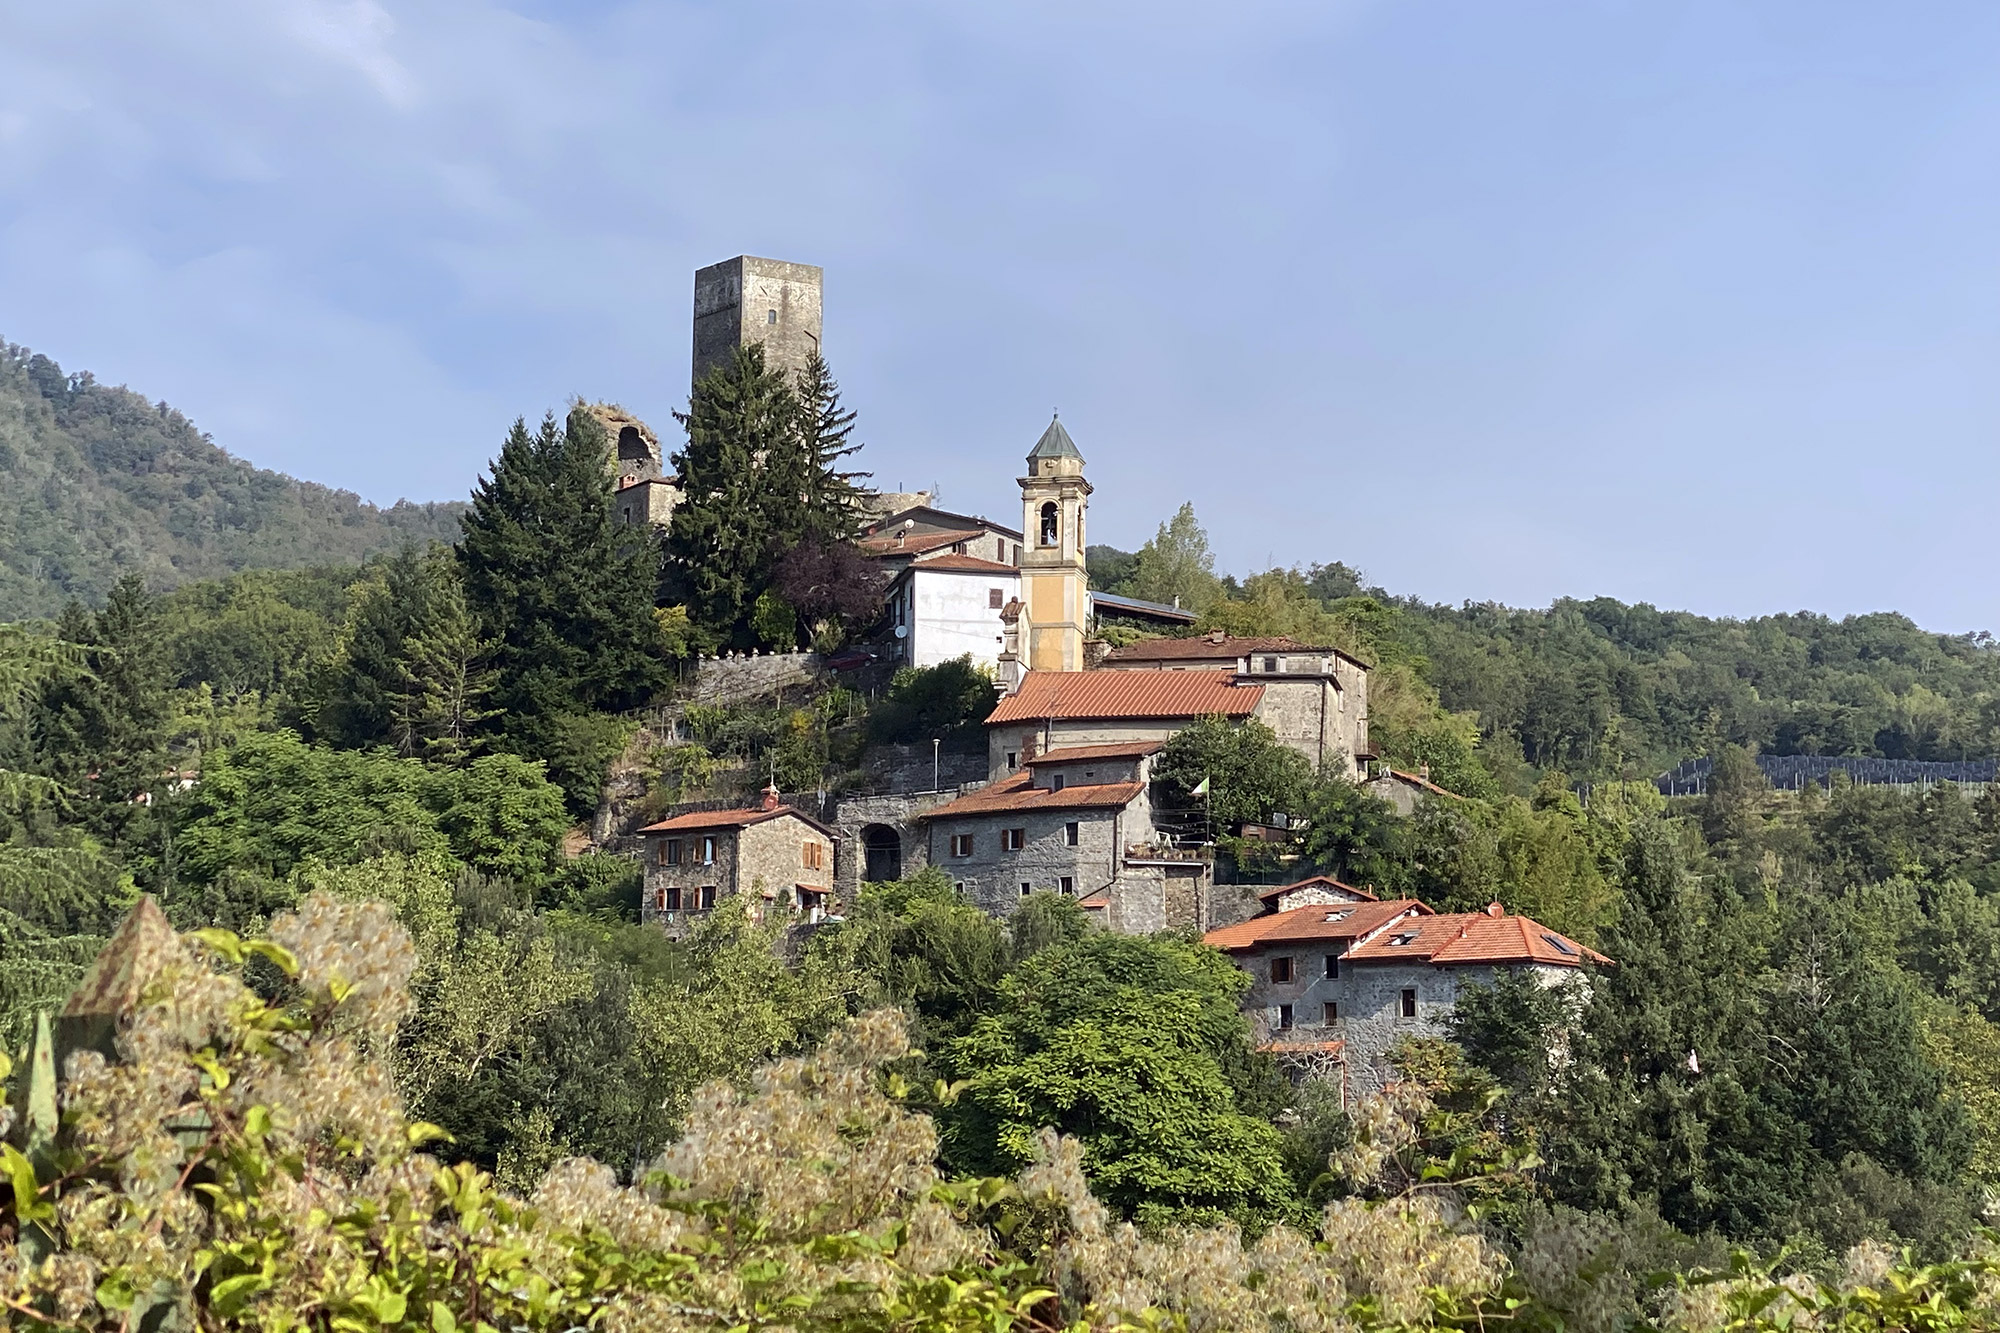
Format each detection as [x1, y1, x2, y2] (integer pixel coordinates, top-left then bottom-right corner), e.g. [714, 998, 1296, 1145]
[394, 555, 495, 762]
[665, 345, 875, 646]
[793, 352, 870, 545]
[458, 408, 667, 808]
[665, 345, 802, 645]
[32, 576, 167, 840]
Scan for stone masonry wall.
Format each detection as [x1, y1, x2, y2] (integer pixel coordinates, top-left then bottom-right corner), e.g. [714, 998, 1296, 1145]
[927, 806, 1126, 917]
[829, 791, 950, 897]
[684, 652, 825, 706]
[737, 815, 834, 906]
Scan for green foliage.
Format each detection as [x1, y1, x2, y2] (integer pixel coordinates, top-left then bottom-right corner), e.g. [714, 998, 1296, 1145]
[171, 731, 568, 894]
[0, 341, 463, 619]
[665, 345, 872, 646]
[1156, 714, 1312, 828]
[310, 545, 496, 760]
[868, 656, 995, 747]
[1123, 502, 1223, 613]
[939, 930, 1291, 1226]
[458, 407, 669, 810]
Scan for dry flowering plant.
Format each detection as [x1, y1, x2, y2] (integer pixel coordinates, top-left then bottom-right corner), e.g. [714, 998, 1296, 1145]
[7, 896, 2000, 1333]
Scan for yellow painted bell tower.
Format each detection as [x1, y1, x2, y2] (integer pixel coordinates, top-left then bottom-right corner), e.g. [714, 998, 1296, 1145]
[1015, 415, 1092, 674]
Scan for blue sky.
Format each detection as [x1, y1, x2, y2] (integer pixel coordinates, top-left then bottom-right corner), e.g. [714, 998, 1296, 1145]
[3, 2, 1997, 628]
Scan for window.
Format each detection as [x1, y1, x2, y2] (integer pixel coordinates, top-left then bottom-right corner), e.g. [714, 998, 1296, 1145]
[1322, 1001, 1339, 1025]
[989, 587, 1005, 609]
[663, 886, 682, 912]
[1059, 876, 1074, 895]
[1277, 1004, 1294, 1030]
[1324, 953, 1340, 978]
[952, 541, 967, 554]
[766, 309, 778, 324]
[1542, 933, 1580, 957]
[1019, 882, 1033, 897]
[1051, 773, 1066, 792]
[660, 838, 682, 866]
[1002, 828, 1026, 851]
[1261, 656, 1280, 673]
[1005, 751, 1020, 771]
[699, 885, 717, 910]
[1270, 956, 1296, 984]
[1039, 501, 1058, 546]
[700, 836, 717, 865]
[802, 842, 826, 870]
[1388, 932, 1417, 947]
[1064, 821, 1080, 847]
[950, 834, 974, 858]
[1400, 988, 1418, 1019]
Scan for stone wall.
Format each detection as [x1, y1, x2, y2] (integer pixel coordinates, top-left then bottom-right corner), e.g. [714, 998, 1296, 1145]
[683, 651, 826, 706]
[738, 816, 834, 906]
[862, 741, 988, 795]
[1252, 677, 1363, 775]
[926, 805, 1128, 917]
[1235, 948, 1573, 1094]
[829, 791, 950, 896]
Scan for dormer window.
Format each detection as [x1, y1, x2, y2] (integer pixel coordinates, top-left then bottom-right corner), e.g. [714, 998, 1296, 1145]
[1039, 502, 1059, 547]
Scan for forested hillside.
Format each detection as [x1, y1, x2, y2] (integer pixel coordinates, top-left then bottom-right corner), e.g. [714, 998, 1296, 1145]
[1093, 509, 2000, 788]
[0, 341, 462, 617]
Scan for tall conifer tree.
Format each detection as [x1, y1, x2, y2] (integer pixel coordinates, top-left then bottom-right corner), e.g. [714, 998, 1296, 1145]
[793, 351, 869, 545]
[458, 408, 666, 807]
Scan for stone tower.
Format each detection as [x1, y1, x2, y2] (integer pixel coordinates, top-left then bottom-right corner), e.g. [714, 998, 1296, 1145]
[692, 256, 823, 388]
[1015, 416, 1093, 674]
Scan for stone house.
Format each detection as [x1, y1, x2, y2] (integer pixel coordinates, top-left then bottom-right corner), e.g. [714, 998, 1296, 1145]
[1100, 633, 1370, 774]
[1204, 885, 1606, 1097]
[915, 741, 1211, 930]
[637, 787, 838, 935]
[1361, 765, 1459, 816]
[983, 670, 1266, 780]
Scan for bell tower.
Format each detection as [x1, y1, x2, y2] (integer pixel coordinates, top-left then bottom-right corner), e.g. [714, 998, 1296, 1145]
[1015, 415, 1092, 674]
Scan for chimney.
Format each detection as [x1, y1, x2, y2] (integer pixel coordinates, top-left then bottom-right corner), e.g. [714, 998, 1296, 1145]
[1418, 762, 1431, 781]
[1208, 629, 1227, 644]
[1021, 733, 1040, 761]
[1485, 901, 1504, 917]
[761, 782, 781, 812]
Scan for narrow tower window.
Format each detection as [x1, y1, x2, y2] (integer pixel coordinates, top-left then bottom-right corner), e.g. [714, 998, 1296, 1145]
[1039, 501, 1059, 547]
[766, 309, 778, 324]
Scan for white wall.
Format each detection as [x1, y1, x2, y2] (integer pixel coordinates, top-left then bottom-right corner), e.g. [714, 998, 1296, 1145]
[909, 568, 1018, 671]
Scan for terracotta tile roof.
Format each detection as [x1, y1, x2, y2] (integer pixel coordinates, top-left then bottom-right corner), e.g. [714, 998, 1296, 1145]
[857, 528, 986, 557]
[1106, 634, 1371, 671]
[909, 553, 1018, 574]
[1258, 1038, 1346, 1057]
[987, 670, 1263, 724]
[1108, 635, 1326, 661]
[1077, 889, 1110, 909]
[1203, 899, 1432, 951]
[1255, 875, 1378, 902]
[918, 772, 1145, 819]
[1374, 769, 1463, 800]
[1023, 740, 1164, 766]
[1343, 906, 1609, 968]
[637, 805, 836, 837]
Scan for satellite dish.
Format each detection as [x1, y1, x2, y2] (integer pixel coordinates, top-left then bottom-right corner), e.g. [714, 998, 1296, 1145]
[894, 625, 908, 639]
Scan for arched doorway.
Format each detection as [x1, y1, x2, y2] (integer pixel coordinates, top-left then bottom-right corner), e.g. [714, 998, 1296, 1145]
[862, 824, 903, 884]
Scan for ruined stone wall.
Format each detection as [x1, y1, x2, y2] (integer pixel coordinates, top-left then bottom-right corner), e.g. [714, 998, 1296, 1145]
[685, 651, 826, 706]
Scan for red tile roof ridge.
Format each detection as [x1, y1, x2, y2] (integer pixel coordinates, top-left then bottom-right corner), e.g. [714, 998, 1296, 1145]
[1257, 1039, 1346, 1056]
[1254, 875, 1378, 902]
[1202, 898, 1432, 951]
[1023, 740, 1165, 765]
[1384, 769, 1464, 799]
[987, 670, 1263, 724]
[918, 773, 1145, 819]
[1342, 908, 1609, 967]
[910, 553, 1019, 574]
[637, 804, 837, 837]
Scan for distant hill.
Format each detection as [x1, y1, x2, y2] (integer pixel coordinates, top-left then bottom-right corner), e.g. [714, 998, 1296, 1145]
[0, 341, 465, 618]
